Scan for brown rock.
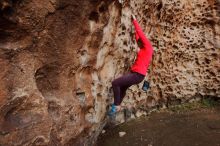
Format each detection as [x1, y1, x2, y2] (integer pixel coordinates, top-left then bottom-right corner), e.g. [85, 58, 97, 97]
[0, 0, 219, 145]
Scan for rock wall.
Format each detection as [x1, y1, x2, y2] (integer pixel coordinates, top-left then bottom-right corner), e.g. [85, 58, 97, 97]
[0, 0, 219, 145]
[127, 0, 220, 109]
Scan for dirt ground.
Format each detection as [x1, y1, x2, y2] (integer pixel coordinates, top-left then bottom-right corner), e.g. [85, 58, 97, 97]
[96, 106, 220, 146]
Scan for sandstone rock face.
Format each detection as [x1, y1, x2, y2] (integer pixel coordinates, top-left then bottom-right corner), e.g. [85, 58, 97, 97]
[0, 0, 219, 145]
[128, 0, 220, 108]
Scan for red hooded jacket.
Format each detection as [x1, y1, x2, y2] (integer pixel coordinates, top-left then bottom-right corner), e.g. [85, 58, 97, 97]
[131, 20, 154, 76]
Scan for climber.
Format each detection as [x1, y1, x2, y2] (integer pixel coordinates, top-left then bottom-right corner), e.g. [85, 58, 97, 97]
[108, 14, 154, 116]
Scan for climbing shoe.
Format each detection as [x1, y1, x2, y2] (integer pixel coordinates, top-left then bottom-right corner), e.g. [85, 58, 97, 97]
[108, 104, 117, 116]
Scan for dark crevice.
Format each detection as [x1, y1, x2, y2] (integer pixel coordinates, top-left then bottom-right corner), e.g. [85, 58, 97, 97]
[157, 2, 163, 11]
[89, 11, 99, 22]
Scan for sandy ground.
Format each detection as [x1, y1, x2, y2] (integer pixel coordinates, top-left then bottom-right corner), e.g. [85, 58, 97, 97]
[96, 107, 220, 146]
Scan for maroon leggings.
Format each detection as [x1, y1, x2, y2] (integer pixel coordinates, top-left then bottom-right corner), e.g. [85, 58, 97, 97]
[112, 72, 145, 105]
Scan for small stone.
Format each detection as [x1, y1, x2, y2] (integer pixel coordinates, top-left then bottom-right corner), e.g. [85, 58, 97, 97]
[131, 114, 135, 119]
[119, 131, 126, 137]
[102, 130, 105, 134]
[135, 110, 143, 118]
[161, 104, 167, 109]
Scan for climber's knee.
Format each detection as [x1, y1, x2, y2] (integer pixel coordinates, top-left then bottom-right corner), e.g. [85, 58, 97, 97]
[112, 80, 117, 87]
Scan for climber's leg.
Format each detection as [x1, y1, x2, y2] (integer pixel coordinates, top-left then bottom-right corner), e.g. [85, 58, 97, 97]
[109, 72, 144, 116]
[119, 85, 129, 105]
[112, 72, 145, 106]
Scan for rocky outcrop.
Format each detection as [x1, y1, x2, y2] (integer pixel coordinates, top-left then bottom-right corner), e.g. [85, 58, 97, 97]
[0, 0, 219, 145]
[128, 0, 220, 108]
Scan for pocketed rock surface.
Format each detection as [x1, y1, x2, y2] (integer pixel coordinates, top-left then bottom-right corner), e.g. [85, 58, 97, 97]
[0, 0, 219, 145]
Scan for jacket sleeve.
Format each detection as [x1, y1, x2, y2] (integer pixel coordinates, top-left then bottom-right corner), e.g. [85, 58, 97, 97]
[133, 20, 153, 49]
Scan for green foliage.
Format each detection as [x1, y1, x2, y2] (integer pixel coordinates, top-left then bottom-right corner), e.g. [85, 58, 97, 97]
[168, 98, 219, 112]
[169, 102, 200, 112]
[201, 98, 219, 108]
